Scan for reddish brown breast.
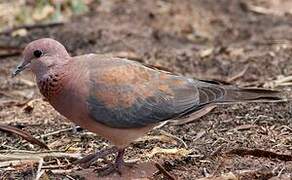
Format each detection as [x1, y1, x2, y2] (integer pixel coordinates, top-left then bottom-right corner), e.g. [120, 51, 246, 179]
[37, 73, 64, 100]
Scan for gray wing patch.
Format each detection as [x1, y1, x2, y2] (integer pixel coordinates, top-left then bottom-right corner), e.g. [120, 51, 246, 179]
[87, 91, 176, 128]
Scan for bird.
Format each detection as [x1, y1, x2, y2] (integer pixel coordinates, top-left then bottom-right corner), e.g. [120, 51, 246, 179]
[12, 38, 282, 175]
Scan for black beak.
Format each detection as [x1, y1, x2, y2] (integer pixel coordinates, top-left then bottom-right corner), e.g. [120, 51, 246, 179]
[12, 61, 30, 78]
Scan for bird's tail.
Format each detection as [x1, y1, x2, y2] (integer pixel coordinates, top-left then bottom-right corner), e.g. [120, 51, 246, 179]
[219, 87, 283, 103]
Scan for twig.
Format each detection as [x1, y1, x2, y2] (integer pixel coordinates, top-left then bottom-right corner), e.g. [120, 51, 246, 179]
[153, 121, 169, 130]
[210, 144, 226, 157]
[39, 164, 69, 170]
[0, 149, 53, 153]
[154, 162, 176, 180]
[274, 76, 292, 84]
[0, 22, 64, 35]
[226, 64, 249, 82]
[226, 148, 292, 161]
[159, 130, 188, 148]
[38, 126, 81, 139]
[35, 158, 44, 180]
[0, 124, 49, 149]
[0, 160, 35, 168]
[277, 164, 285, 177]
[65, 175, 76, 180]
[50, 169, 74, 174]
[264, 75, 292, 88]
[0, 151, 82, 161]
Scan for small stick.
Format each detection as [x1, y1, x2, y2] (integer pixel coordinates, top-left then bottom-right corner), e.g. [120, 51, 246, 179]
[0, 159, 36, 168]
[154, 162, 176, 180]
[0, 124, 49, 149]
[226, 64, 249, 83]
[50, 169, 73, 174]
[159, 130, 188, 149]
[0, 151, 82, 161]
[35, 159, 44, 180]
[38, 126, 81, 139]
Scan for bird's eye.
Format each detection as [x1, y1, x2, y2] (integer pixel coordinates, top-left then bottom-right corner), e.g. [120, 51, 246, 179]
[33, 50, 43, 58]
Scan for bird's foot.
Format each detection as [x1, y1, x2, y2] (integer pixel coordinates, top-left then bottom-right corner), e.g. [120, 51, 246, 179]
[95, 156, 137, 176]
[94, 162, 121, 176]
[74, 147, 118, 168]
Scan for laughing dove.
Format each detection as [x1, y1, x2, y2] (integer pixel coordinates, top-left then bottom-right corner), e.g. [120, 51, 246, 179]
[12, 38, 281, 174]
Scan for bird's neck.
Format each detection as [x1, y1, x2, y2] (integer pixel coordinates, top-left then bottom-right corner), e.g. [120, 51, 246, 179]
[37, 65, 71, 100]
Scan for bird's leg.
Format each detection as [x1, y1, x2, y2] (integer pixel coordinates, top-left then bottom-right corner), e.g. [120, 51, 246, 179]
[76, 147, 137, 176]
[115, 149, 137, 168]
[95, 148, 137, 176]
[75, 146, 118, 168]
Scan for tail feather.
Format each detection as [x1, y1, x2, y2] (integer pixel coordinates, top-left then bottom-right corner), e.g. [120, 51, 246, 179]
[221, 87, 282, 102]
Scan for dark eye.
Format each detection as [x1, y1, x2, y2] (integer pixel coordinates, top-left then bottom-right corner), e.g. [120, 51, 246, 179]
[33, 50, 43, 58]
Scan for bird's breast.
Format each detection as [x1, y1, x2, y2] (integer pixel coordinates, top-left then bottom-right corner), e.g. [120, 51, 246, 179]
[37, 73, 64, 100]
[38, 70, 89, 122]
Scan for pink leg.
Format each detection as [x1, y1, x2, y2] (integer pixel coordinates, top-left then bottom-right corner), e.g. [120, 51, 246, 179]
[95, 148, 136, 176]
[75, 147, 136, 176]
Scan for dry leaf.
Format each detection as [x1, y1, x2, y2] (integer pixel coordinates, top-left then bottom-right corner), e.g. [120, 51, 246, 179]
[0, 159, 36, 168]
[264, 75, 292, 88]
[146, 147, 191, 158]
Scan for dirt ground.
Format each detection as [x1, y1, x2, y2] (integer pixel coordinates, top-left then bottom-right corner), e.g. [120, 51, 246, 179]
[0, 0, 291, 179]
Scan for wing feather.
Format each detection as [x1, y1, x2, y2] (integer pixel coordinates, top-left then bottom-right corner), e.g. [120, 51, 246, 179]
[86, 56, 202, 128]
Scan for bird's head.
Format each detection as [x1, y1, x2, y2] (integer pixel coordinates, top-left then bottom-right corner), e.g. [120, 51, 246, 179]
[12, 38, 70, 77]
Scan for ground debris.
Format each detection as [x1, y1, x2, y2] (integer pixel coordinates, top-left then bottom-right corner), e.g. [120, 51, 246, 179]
[264, 75, 292, 88]
[226, 148, 292, 161]
[197, 172, 237, 180]
[0, 124, 48, 149]
[154, 162, 176, 180]
[146, 147, 191, 158]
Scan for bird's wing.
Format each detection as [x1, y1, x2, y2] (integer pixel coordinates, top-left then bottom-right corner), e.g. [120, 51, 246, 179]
[85, 56, 221, 128]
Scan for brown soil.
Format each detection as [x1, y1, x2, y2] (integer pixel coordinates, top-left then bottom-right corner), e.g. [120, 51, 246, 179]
[0, 0, 291, 179]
